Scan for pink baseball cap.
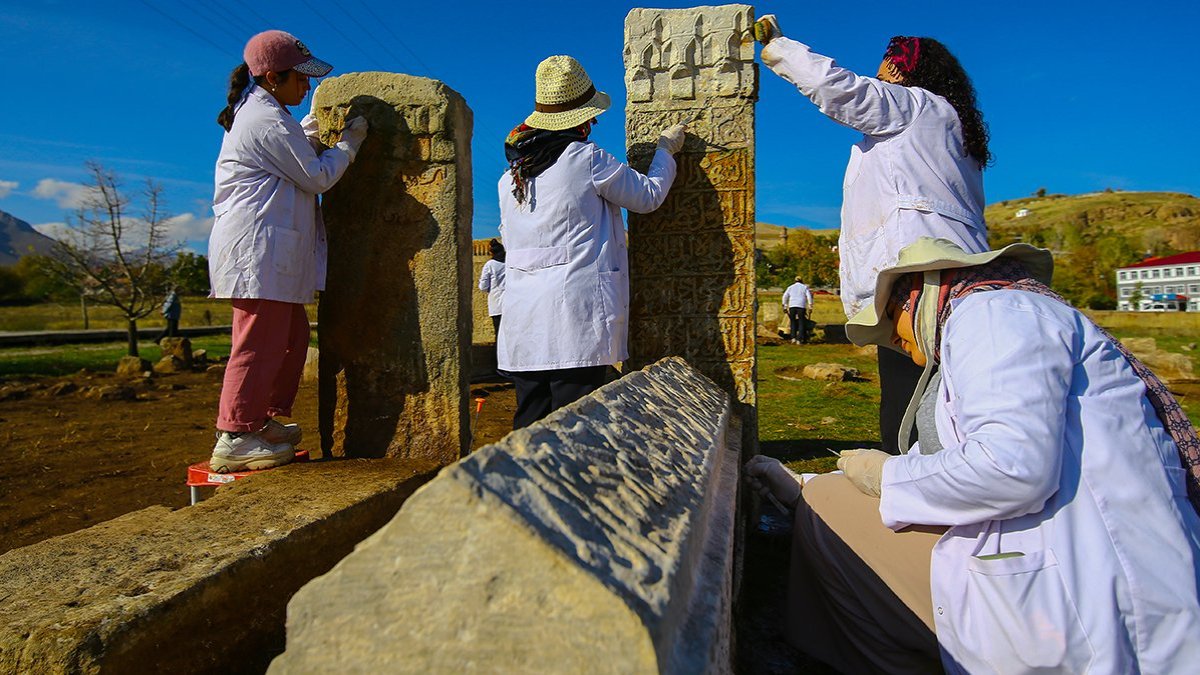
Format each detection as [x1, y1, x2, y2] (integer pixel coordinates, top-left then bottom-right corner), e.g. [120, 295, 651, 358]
[243, 30, 332, 77]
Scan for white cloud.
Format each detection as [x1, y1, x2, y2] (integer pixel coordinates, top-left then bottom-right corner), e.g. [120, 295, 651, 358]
[0, 180, 17, 198]
[162, 212, 215, 242]
[32, 221, 73, 241]
[33, 178, 95, 209]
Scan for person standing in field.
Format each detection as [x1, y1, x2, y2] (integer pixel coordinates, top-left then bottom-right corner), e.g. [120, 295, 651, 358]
[498, 55, 686, 430]
[479, 238, 506, 337]
[781, 275, 813, 344]
[154, 286, 182, 344]
[755, 16, 991, 453]
[207, 30, 368, 472]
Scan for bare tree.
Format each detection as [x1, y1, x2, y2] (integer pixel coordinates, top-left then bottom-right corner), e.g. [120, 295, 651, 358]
[40, 162, 181, 356]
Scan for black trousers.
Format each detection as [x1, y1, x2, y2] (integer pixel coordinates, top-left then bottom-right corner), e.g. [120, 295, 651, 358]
[787, 307, 809, 342]
[154, 318, 179, 344]
[491, 314, 501, 336]
[509, 365, 608, 430]
[877, 347, 924, 454]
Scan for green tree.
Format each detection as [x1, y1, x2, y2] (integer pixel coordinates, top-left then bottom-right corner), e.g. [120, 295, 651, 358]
[169, 251, 210, 295]
[756, 229, 839, 289]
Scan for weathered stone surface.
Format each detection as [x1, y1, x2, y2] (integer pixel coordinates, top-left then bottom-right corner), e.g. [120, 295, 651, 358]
[624, 5, 758, 449]
[86, 385, 136, 401]
[115, 355, 149, 378]
[158, 337, 193, 369]
[301, 346, 318, 384]
[313, 72, 473, 464]
[0, 459, 438, 674]
[152, 355, 185, 374]
[206, 364, 226, 379]
[1124, 337, 1197, 382]
[270, 357, 739, 674]
[802, 363, 860, 382]
[191, 349, 208, 367]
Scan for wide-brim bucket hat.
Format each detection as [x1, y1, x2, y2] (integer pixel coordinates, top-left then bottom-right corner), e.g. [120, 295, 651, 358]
[525, 55, 611, 131]
[244, 30, 332, 77]
[846, 237, 1054, 349]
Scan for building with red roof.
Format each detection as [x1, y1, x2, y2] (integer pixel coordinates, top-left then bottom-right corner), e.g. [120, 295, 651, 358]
[1115, 251, 1200, 311]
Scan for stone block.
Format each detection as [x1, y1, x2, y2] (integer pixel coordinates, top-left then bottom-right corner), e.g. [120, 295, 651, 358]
[624, 5, 758, 450]
[0, 459, 438, 674]
[312, 72, 473, 465]
[116, 355, 150, 378]
[270, 357, 739, 674]
[191, 349, 208, 367]
[301, 346, 318, 384]
[152, 356, 185, 374]
[158, 337, 193, 369]
[802, 363, 860, 382]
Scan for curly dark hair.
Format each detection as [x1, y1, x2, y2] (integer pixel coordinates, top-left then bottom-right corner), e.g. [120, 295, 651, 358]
[888, 37, 992, 168]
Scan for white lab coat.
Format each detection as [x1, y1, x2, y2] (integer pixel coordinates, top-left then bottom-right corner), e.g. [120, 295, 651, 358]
[478, 258, 506, 316]
[881, 290, 1200, 673]
[762, 38, 990, 319]
[497, 141, 677, 371]
[208, 85, 353, 304]
[782, 282, 812, 309]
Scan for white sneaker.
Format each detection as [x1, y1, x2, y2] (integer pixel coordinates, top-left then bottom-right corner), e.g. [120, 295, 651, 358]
[210, 432, 294, 473]
[259, 418, 302, 446]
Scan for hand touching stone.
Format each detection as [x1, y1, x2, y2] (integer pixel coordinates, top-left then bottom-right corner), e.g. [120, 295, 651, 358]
[744, 454, 803, 508]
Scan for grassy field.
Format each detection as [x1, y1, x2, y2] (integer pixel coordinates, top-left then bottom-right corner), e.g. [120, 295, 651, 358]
[0, 297, 317, 332]
[2, 296, 1197, 468]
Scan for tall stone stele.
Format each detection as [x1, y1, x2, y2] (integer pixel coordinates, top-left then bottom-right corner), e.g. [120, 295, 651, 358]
[312, 73, 473, 464]
[624, 5, 758, 443]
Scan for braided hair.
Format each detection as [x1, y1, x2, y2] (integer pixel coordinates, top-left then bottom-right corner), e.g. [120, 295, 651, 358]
[887, 37, 992, 168]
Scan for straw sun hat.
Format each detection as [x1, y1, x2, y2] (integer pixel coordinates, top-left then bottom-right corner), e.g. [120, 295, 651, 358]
[524, 55, 612, 131]
[845, 237, 1054, 351]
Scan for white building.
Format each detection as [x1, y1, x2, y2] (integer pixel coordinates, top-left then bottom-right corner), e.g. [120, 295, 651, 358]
[1115, 251, 1200, 311]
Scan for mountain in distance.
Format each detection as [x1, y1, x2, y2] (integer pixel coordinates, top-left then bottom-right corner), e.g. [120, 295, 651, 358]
[0, 209, 56, 266]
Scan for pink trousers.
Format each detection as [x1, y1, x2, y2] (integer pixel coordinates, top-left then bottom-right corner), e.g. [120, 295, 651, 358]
[217, 299, 310, 432]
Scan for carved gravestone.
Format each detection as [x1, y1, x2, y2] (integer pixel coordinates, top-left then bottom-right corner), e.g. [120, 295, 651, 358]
[624, 5, 758, 444]
[312, 73, 473, 464]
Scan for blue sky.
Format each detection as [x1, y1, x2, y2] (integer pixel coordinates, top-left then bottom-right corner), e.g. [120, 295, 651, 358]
[1, 0, 1196, 251]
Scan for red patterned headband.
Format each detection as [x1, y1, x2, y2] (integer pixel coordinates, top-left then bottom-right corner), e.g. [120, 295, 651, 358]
[885, 36, 921, 74]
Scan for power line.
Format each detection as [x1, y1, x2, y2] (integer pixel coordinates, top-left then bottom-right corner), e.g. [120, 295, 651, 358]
[326, 0, 418, 73]
[297, 0, 387, 71]
[200, 1, 261, 41]
[136, 0, 237, 56]
[221, 0, 275, 34]
[352, 0, 437, 78]
[167, 2, 248, 51]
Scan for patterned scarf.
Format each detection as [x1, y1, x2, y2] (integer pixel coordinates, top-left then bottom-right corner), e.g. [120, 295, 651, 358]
[889, 259, 1200, 516]
[884, 36, 922, 75]
[504, 123, 590, 204]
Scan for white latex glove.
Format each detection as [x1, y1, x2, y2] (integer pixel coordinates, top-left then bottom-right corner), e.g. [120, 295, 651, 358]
[656, 123, 687, 155]
[836, 449, 891, 498]
[744, 455, 803, 508]
[753, 14, 781, 46]
[336, 116, 369, 161]
[300, 113, 324, 151]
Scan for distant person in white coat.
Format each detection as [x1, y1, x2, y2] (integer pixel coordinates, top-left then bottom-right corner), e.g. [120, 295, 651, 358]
[498, 55, 686, 429]
[478, 238, 506, 336]
[748, 238, 1200, 674]
[207, 30, 367, 472]
[781, 276, 813, 343]
[755, 16, 991, 454]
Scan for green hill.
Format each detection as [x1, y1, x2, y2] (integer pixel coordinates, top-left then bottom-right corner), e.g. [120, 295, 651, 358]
[986, 191, 1200, 256]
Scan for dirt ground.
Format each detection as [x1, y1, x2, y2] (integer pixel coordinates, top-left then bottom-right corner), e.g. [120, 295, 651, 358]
[0, 369, 516, 556]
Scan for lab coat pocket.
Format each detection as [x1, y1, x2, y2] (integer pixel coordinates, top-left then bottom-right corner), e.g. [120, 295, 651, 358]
[508, 246, 570, 273]
[596, 271, 626, 347]
[268, 226, 302, 277]
[965, 549, 1093, 673]
[843, 144, 864, 189]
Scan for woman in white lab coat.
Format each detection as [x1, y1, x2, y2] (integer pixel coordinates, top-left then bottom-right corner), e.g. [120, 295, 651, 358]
[497, 55, 685, 429]
[749, 237, 1200, 673]
[754, 16, 992, 454]
[207, 30, 367, 472]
